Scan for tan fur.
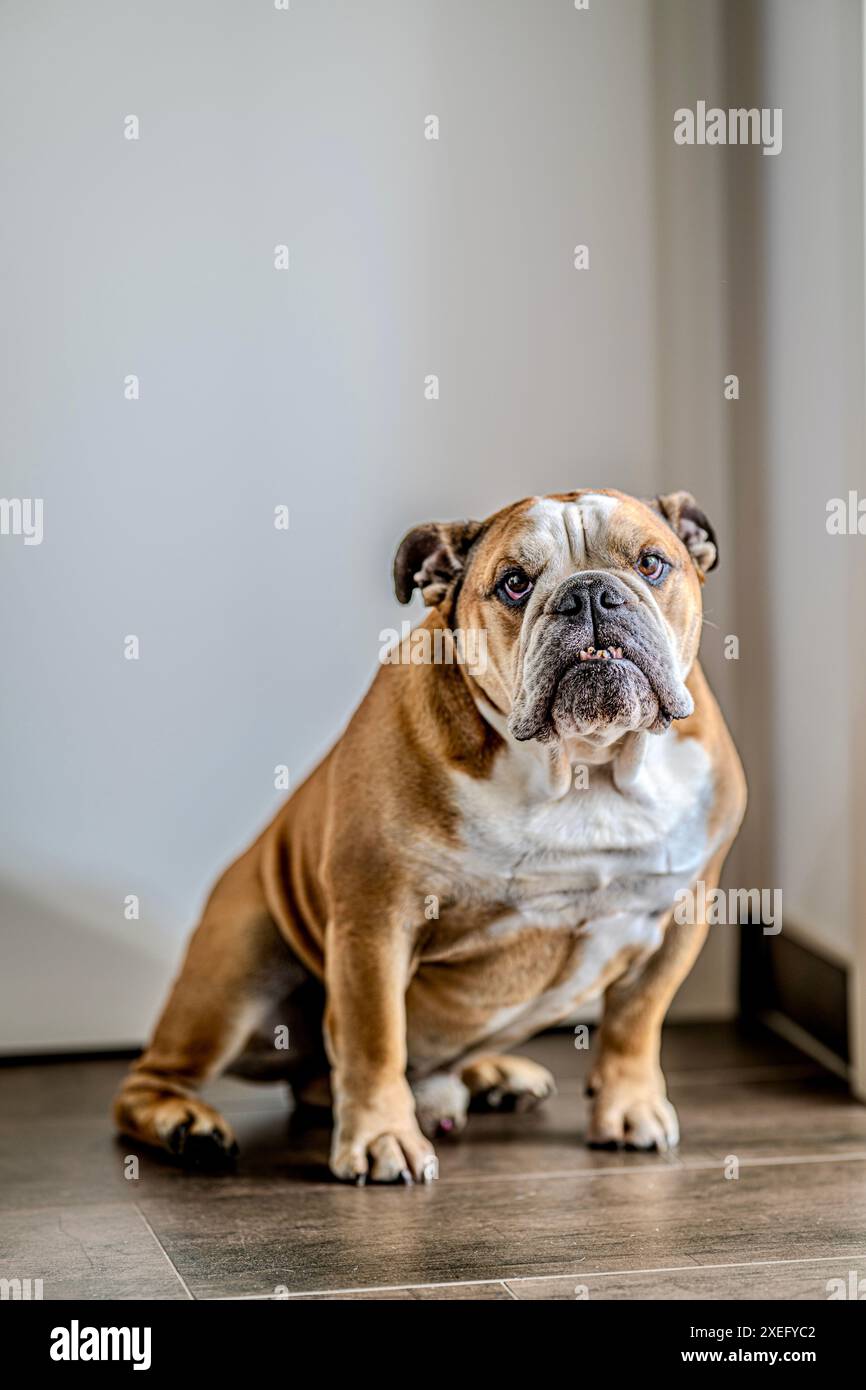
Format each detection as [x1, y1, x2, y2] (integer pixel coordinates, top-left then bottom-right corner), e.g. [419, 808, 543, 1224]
[114, 489, 746, 1180]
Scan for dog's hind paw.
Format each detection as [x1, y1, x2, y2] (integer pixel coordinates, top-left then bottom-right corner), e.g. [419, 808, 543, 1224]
[461, 1054, 556, 1114]
[412, 1073, 471, 1139]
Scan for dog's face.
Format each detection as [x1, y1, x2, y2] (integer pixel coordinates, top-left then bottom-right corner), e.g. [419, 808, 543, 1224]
[394, 489, 718, 744]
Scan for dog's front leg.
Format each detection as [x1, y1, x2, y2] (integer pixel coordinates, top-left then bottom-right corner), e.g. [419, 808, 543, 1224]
[325, 915, 437, 1185]
[586, 852, 728, 1152]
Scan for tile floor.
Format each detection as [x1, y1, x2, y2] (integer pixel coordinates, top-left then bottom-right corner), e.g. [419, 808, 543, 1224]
[1, 1024, 865, 1300]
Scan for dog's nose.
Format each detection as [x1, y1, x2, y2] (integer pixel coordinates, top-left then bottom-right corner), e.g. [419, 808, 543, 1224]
[550, 574, 628, 619]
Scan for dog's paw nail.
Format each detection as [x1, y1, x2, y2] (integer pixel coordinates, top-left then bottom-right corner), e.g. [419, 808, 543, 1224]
[422, 1157, 439, 1183]
[400, 1168, 413, 1185]
[355, 1173, 367, 1187]
[167, 1118, 192, 1156]
[179, 1131, 238, 1170]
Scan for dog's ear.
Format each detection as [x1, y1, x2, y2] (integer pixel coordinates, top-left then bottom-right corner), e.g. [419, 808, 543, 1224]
[651, 491, 719, 578]
[393, 519, 483, 607]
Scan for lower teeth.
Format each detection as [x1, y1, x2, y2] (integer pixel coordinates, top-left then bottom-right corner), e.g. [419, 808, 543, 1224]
[579, 646, 623, 661]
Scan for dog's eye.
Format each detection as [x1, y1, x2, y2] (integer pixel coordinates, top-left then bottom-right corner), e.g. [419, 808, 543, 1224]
[634, 552, 669, 585]
[497, 569, 534, 607]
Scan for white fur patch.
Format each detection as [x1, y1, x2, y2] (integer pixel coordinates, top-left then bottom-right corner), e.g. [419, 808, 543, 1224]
[452, 728, 714, 924]
[427, 726, 716, 1052]
[524, 493, 620, 570]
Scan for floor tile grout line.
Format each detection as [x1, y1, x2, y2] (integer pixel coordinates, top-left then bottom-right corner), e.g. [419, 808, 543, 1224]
[214, 1252, 866, 1300]
[144, 1147, 866, 1199]
[150, 1148, 866, 1197]
[6, 1149, 866, 1216]
[506, 1252, 866, 1286]
[215, 1275, 540, 1300]
[389, 1150, 866, 1189]
[448, 1150, 866, 1185]
[134, 1204, 194, 1301]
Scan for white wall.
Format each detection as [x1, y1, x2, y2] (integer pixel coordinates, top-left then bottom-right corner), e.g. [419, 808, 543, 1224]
[1, 0, 739, 1051]
[760, 0, 865, 962]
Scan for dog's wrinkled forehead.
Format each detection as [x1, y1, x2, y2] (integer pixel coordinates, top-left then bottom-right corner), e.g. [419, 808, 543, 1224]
[472, 491, 673, 584]
[520, 494, 620, 571]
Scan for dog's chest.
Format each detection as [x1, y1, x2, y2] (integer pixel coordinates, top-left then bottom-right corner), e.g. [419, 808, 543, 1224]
[406, 736, 715, 1061]
[446, 733, 714, 928]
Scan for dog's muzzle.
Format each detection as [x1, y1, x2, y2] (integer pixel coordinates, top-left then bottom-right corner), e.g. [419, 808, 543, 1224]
[507, 572, 694, 742]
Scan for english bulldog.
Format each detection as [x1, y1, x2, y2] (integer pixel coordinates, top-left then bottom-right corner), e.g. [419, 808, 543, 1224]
[114, 488, 746, 1183]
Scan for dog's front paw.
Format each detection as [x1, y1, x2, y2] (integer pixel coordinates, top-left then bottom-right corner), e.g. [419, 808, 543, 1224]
[585, 1061, 679, 1152]
[330, 1087, 438, 1184]
[114, 1089, 239, 1168]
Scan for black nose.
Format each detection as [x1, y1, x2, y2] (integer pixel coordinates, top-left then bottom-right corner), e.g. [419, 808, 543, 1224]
[550, 574, 628, 620]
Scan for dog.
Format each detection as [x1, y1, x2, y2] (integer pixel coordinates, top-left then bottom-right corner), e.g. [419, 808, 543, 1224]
[114, 488, 746, 1183]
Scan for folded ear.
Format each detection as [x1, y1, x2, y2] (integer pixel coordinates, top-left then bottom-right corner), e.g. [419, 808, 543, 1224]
[652, 491, 719, 577]
[393, 519, 483, 607]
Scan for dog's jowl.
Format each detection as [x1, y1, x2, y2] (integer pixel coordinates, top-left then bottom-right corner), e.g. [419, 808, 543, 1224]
[113, 488, 746, 1183]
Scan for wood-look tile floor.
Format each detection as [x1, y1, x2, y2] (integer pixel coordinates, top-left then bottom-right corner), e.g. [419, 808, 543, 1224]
[2, 1024, 865, 1300]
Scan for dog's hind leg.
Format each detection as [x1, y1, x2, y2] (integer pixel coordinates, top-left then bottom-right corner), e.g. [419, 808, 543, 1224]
[113, 846, 298, 1167]
[461, 1054, 556, 1112]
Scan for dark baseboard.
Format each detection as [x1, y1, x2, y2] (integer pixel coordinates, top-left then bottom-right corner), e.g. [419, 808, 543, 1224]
[0, 1046, 140, 1067]
[740, 921, 849, 1068]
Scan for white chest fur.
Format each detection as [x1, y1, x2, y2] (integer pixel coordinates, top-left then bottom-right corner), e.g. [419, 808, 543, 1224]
[450, 729, 715, 928]
[407, 731, 719, 1063]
